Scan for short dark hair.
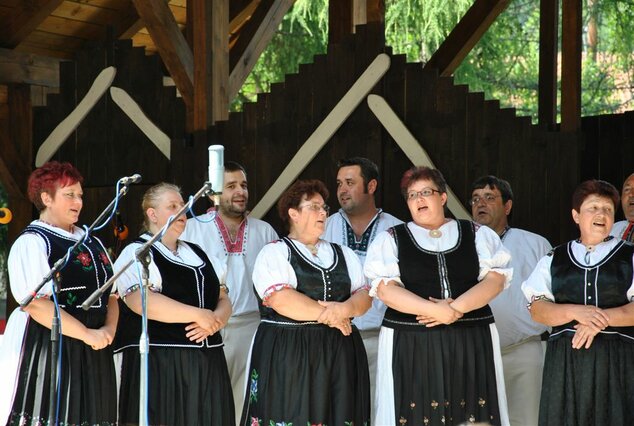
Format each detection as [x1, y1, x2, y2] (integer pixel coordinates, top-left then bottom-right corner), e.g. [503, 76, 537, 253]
[277, 179, 329, 230]
[471, 175, 514, 203]
[400, 166, 447, 198]
[572, 180, 619, 212]
[225, 161, 246, 176]
[28, 161, 84, 211]
[337, 157, 379, 190]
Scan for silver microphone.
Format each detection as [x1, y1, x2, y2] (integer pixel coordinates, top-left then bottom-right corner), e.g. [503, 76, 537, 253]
[208, 145, 224, 193]
[120, 174, 142, 185]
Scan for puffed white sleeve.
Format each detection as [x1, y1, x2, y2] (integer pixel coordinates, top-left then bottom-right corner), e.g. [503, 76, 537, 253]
[475, 225, 513, 287]
[363, 229, 404, 298]
[251, 241, 298, 304]
[521, 253, 555, 303]
[340, 245, 368, 294]
[113, 243, 163, 298]
[7, 233, 54, 301]
[629, 255, 634, 301]
[206, 253, 227, 285]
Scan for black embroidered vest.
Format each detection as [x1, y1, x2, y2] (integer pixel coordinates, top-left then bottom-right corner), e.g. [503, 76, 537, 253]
[114, 239, 222, 351]
[21, 224, 112, 327]
[550, 240, 634, 341]
[383, 220, 494, 329]
[258, 238, 351, 323]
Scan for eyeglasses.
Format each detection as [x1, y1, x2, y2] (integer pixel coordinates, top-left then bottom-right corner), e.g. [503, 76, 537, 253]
[469, 194, 501, 206]
[298, 203, 330, 215]
[406, 188, 441, 201]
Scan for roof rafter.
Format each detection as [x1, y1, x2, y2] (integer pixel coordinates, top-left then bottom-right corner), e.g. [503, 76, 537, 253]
[0, 0, 64, 48]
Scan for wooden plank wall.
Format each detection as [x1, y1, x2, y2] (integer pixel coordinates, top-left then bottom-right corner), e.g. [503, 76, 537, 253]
[28, 23, 633, 251]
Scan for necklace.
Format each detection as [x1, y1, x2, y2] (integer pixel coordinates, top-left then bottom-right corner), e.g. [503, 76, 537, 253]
[305, 243, 318, 256]
[38, 219, 73, 233]
[429, 229, 442, 238]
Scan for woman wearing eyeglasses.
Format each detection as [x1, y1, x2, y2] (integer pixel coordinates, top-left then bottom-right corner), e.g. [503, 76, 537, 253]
[240, 179, 371, 426]
[365, 166, 512, 426]
[522, 180, 634, 426]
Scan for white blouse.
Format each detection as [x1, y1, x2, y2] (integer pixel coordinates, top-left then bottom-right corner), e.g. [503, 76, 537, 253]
[114, 233, 226, 297]
[522, 238, 634, 302]
[364, 220, 513, 297]
[251, 238, 366, 301]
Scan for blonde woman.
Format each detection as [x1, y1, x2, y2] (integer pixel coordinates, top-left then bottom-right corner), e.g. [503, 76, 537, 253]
[113, 182, 234, 425]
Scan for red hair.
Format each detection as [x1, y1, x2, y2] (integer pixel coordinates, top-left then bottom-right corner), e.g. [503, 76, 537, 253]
[277, 179, 329, 230]
[28, 161, 83, 211]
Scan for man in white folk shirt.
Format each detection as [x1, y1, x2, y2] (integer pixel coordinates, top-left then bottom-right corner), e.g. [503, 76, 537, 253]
[610, 173, 634, 241]
[322, 157, 402, 414]
[181, 161, 278, 423]
[470, 175, 551, 426]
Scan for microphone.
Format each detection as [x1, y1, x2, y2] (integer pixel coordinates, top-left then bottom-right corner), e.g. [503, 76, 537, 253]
[113, 210, 128, 241]
[208, 145, 224, 206]
[119, 174, 142, 185]
[0, 207, 12, 224]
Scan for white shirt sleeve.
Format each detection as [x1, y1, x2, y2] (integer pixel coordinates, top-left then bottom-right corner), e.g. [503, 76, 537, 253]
[363, 230, 404, 297]
[521, 254, 555, 302]
[113, 242, 163, 297]
[7, 233, 54, 301]
[475, 225, 513, 287]
[251, 241, 298, 300]
[340, 245, 368, 293]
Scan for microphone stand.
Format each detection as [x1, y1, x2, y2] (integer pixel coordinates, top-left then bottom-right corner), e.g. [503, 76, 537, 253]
[82, 181, 213, 426]
[19, 182, 133, 426]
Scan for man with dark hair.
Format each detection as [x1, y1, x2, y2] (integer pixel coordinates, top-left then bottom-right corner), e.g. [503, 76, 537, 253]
[182, 161, 277, 424]
[470, 175, 551, 426]
[323, 157, 401, 414]
[610, 173, 634, 241]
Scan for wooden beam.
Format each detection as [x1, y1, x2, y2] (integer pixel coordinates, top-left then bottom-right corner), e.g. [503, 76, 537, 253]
[0, 0, 64, 48]
[229, 0, 270, 70]
[424, 0, 510, 77]
[538, 0, 559, 130]
[560, 0, 582, 132]
[230, 0, 261, 37]
[352, 0, 384, 27]
[329, 0, 353, 44]
[228, 0, 293, 100]
[114, 4, 145, 40]
[132, 0, 194, 108]
[190, 0, 229, 130]
[0, 85, 31, 199]
[0, 48, 61, 87]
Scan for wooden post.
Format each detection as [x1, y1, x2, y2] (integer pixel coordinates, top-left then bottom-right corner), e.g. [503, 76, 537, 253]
[560, 0, 582, 132]
[352, 0, 384, 29]
[538, 0, 559, 130]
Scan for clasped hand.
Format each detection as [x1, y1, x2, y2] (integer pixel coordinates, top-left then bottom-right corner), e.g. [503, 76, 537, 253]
[416, 297, 463, 327]
[571, 305, 609, 349]
[317, 301, 353, 336]
[185, 309, 227, 343]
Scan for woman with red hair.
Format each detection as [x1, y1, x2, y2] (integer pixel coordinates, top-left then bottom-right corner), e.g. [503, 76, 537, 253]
[0, 161, 118, 425]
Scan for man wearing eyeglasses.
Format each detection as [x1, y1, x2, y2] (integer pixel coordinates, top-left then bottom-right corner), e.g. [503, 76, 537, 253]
[322, 157, 402, 415]
[182, 161, 278, 424]
[470, 175, 551, 426]
[610, 173, 634, 241]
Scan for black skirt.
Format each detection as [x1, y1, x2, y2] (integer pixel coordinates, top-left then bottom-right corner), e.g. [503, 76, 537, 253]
[378, 324, 504, 426]
[118, 345, 234, 426]
[539, 334, 634, 426]
[240, 321, 370, 426]
[7, 316, 117, 426]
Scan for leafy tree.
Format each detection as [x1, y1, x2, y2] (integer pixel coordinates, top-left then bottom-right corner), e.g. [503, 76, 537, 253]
[234, 0, 634, 121]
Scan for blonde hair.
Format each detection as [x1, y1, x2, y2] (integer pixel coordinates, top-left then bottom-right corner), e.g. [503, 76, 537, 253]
[141, 182, 181, 231]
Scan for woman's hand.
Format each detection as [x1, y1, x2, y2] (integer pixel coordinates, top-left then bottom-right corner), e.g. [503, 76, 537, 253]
[83, 328, 110, 350]
[185, 323, 212, 343]
[572, 323, 600, 349]
[317, 301, 353, 336]
[572, 305, 609, 331]
[416, 297, 463, 327]
[189, 308, 225, 336]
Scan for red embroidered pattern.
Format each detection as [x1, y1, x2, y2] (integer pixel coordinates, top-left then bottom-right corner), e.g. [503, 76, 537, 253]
[215, 215, 246, 254]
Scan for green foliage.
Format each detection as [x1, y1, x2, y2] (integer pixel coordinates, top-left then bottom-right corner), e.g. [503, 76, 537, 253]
[234, 0, 634, 122]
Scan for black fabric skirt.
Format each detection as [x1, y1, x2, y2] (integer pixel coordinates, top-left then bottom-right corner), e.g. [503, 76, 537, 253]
[8, 315, 117, 426]
[386, 324, 502, 426]
[539, 334, 634, 426]
[118, 345, 234, 426]
[240, 322, 370, 426]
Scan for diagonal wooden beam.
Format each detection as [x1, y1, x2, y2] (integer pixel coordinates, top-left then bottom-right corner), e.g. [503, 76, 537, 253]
[0, 0, 64, 48]
[228, 0, 294, 100]
[114, 3, 145, 40]
[424, 0, 510, 77]
[132, 0, 194, 108]
[229, 0, 268, 70]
